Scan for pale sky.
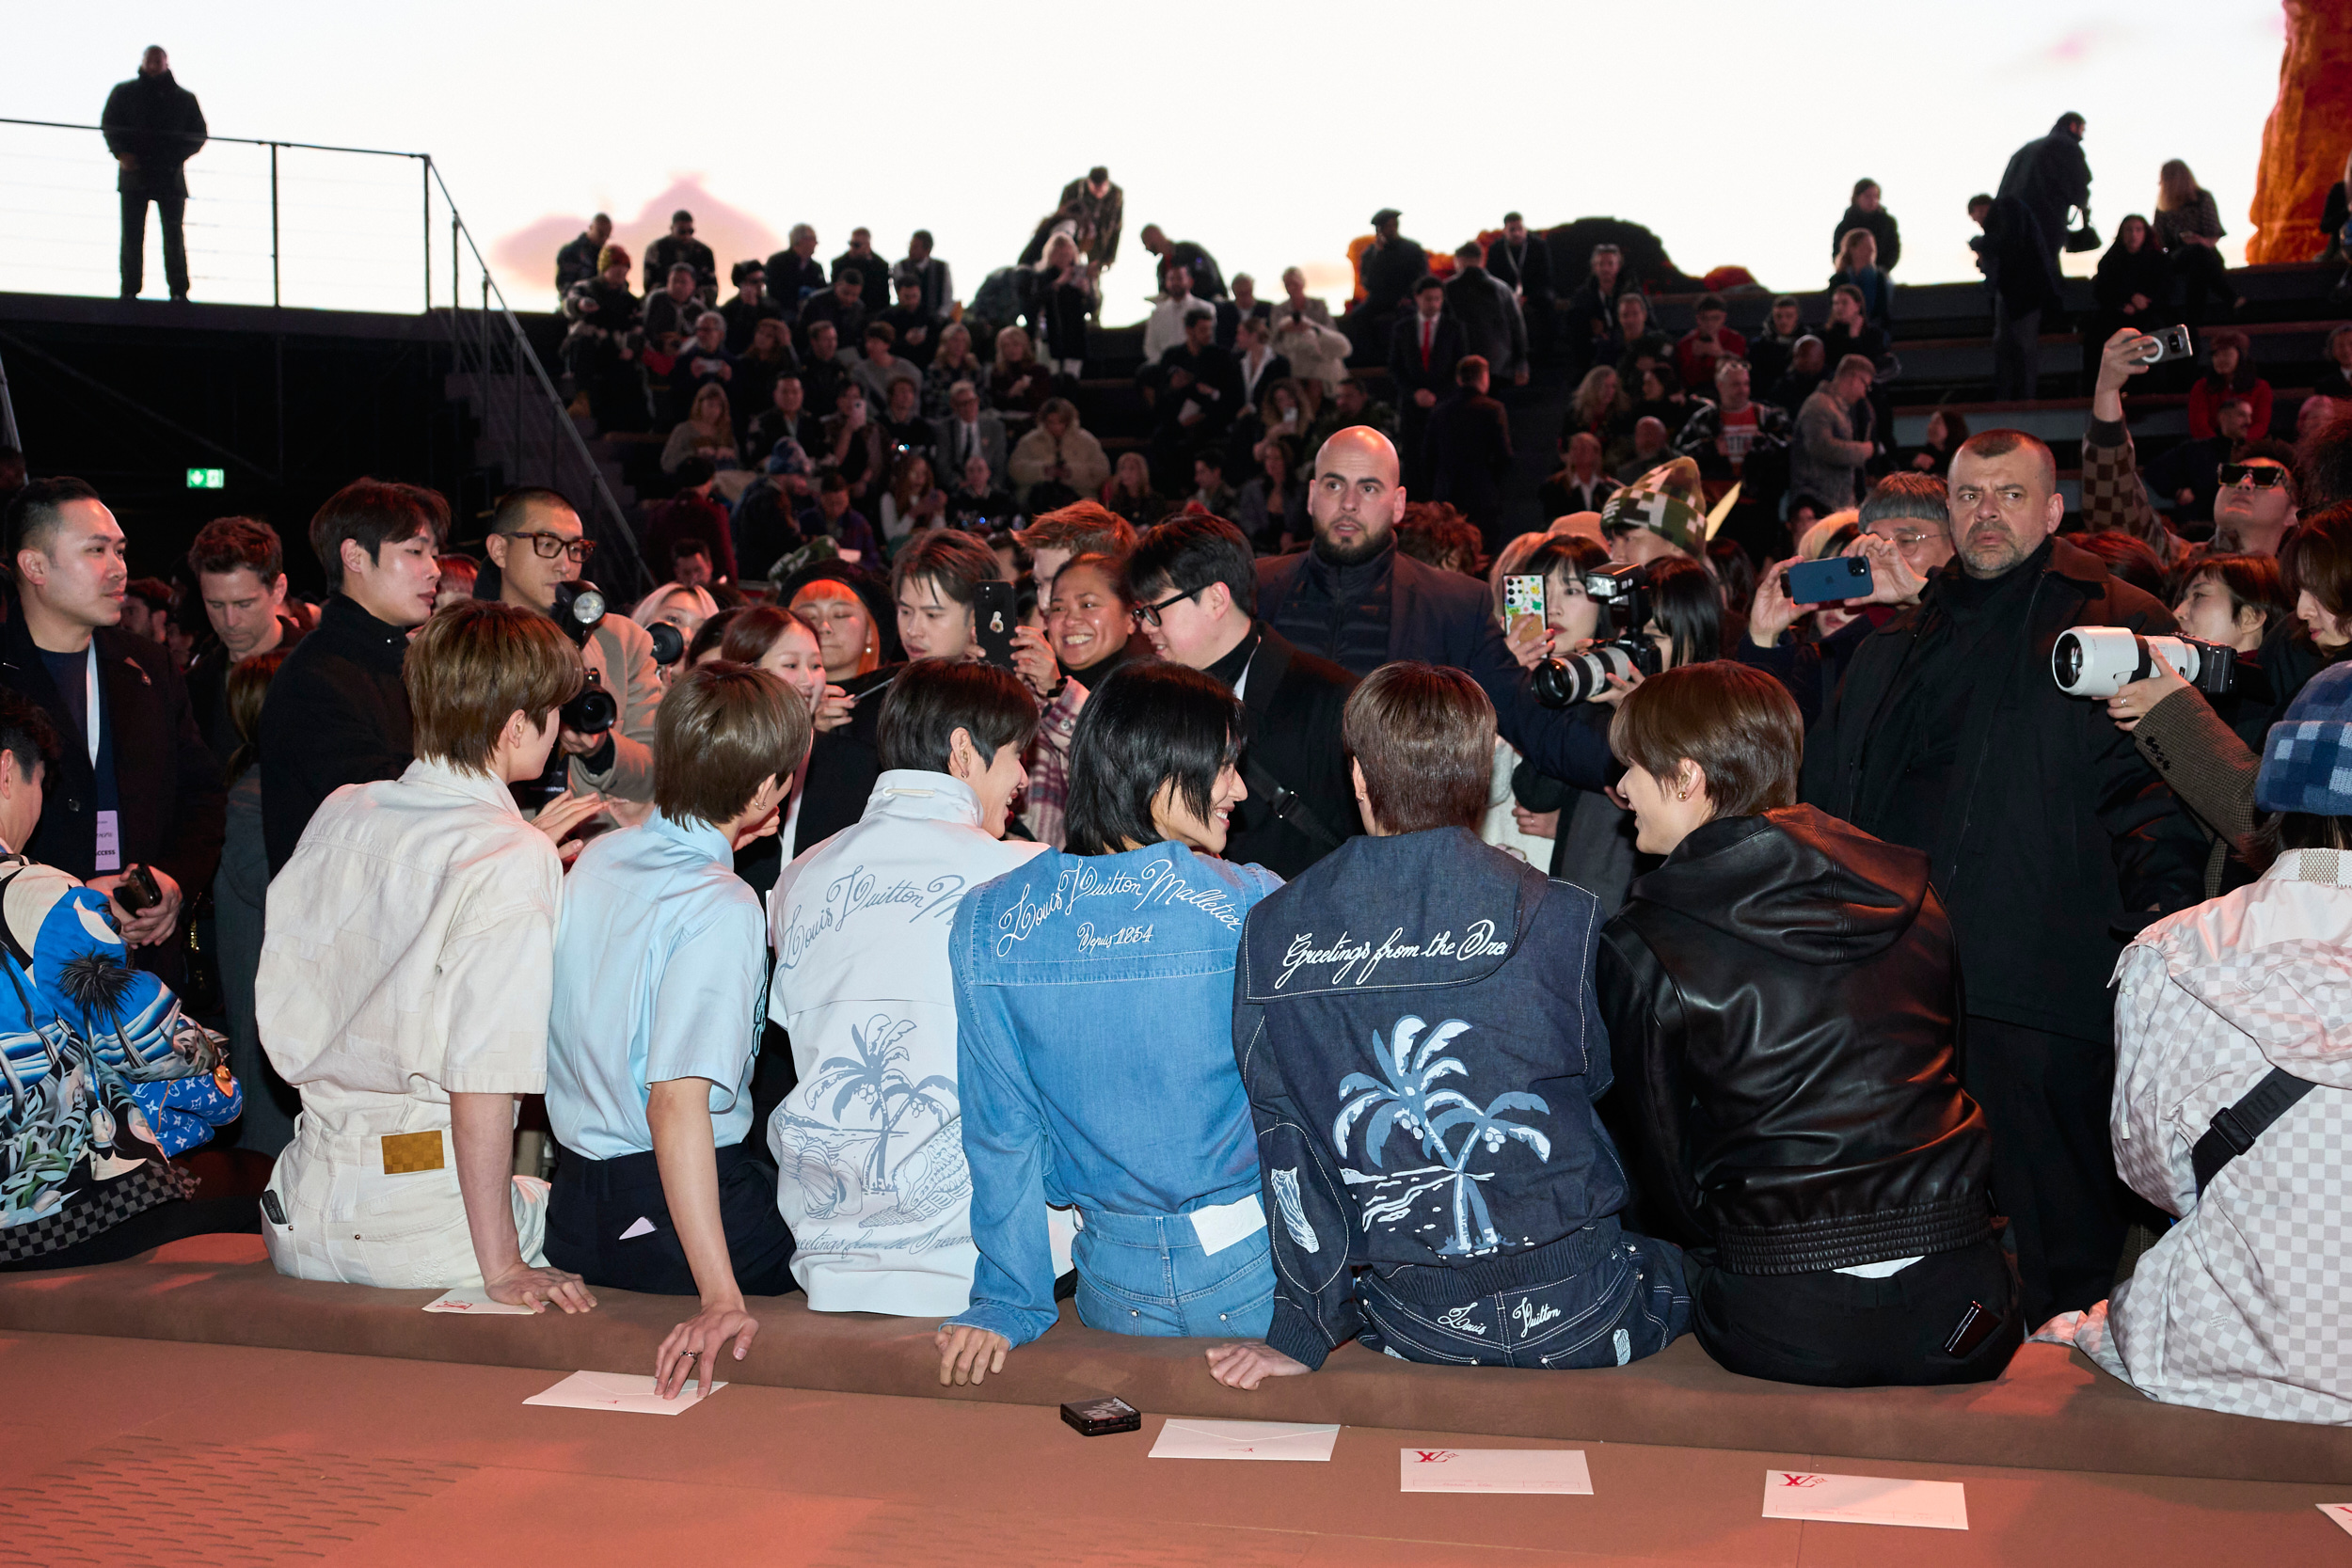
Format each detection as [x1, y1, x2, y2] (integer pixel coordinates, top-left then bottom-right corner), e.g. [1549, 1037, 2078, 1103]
[4, 2, 2289, 323]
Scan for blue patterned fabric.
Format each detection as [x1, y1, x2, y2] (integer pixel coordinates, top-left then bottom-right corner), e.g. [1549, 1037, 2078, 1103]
[2255, 664, 2352, 816]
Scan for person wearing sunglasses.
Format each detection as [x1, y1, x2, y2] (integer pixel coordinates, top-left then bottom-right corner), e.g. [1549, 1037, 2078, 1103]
[485, 487, 660, 807]
[2211, 450, 2299, 558]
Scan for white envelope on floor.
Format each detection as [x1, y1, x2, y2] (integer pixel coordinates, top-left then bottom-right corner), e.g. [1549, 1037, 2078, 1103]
[422, 1287, 537, 1315]
[2321, 1503, 2352, 1538]
[1760, 1470, 1967, 1530]
[1148, 1418, 1340, 1462]
[523, 1370, 726, 1416]
[1400, 1448, 1593, 1495]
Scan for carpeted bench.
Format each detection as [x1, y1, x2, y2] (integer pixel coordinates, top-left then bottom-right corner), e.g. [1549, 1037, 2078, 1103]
[6, 1235, 2345, 1485]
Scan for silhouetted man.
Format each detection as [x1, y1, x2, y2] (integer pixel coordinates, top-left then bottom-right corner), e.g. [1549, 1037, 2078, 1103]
[102, 46, 205, 303]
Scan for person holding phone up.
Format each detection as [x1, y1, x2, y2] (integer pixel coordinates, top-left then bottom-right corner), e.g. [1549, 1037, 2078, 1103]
[887, 531, 1087, 845]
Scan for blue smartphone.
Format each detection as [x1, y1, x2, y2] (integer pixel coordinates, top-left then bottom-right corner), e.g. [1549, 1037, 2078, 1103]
[1784, 554, 1873, 606]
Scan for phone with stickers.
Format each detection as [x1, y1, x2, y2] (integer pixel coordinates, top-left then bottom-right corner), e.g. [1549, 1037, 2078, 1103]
[1503, 575, 1546, 643]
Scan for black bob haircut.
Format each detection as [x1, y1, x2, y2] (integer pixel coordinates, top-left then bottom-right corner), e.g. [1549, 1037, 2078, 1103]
[0, 686, 61, 776]
[1123, 512, 1257, 618]
[1064, 662, 1243, 857]
[875, 658, 1040, 776]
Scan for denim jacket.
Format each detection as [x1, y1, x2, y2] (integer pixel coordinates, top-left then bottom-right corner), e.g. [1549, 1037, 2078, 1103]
[945, 842, 1282, 1347]
[1232, 827, 1627, 1369]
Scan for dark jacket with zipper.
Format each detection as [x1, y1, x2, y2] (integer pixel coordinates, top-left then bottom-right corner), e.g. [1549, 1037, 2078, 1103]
[1596, 806, 1994, 1274]
[1800, 535, 2202, 1040]
[258, 594, 413, 876]
[0, 609, 224, 907]
[1220, 624, 1359, 879]
[1233, 827, 1629, 1368]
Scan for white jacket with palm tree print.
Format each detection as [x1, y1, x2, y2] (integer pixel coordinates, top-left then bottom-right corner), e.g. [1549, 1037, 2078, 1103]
[766, 769, 1070, 1315]
[1232, 827, 1629, 1370]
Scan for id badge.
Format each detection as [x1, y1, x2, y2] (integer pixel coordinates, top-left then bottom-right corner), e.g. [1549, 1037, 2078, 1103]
[93, 809, 121, 874]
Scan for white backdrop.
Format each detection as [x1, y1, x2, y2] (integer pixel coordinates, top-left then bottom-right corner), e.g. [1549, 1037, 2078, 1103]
[8, 2, 2287, 320]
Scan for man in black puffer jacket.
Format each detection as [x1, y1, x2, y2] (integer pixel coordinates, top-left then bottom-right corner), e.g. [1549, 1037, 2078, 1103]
[1597, 661, 2016, 1387]
[102, 46, 206, 301]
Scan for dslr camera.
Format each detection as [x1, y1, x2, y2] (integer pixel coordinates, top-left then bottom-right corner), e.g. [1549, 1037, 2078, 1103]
[2052, 626, 2237, 700]
[544, 581, 686, 740]
[1532, 562, 1661, 706]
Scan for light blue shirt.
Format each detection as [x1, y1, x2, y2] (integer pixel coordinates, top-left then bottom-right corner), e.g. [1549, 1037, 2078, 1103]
[547, 812, 767, 1161]
[944, 842, 1282, 1346]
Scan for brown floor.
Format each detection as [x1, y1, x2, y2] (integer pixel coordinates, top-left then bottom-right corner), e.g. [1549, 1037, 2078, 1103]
[3, 1331, 2347, 1567]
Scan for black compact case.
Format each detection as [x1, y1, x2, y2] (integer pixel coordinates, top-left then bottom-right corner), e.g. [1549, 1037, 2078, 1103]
[1059, 1396, 1142, 1436]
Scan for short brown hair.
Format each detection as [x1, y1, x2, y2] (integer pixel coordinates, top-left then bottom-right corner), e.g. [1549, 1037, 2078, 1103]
[187, 515, 284, 583]
[1609, 662, 1802, 819]
[717, 604, 817, 667]
[2283, 502, 2352, 623]
[890, 528, 1000, 608]
[1955, 428, 2057, 494]
[654, 662, 811, 825]
[1342, 662, 1494, 835]
[311, 478, 447, 590]
[1017, 499, 1136, 559]
[405, 600, 581, 774]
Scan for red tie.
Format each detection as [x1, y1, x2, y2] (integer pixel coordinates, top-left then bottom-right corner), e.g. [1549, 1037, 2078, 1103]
[1421, 317, 1432, 370]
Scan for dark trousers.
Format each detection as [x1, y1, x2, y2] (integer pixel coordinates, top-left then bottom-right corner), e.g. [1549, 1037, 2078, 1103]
[120, 187, 189, 298]
[1963, 1016, 2125, 1326]
[1692, 1237, 2021, 1386]
[1991, 300, 2041, 401]
[2171, 245, 2238, 325]
[545, 1140, 798, 1298]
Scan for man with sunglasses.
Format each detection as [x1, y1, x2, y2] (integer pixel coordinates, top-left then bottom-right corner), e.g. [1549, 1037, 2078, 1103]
[2086, 329, 2296, 561]
[486, 489, 662, 804]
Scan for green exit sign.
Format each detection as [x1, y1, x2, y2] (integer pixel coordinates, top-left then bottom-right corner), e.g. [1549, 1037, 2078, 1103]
[185, 467, 225, 490]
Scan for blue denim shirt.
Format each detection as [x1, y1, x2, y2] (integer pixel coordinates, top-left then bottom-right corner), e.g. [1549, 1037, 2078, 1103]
[945, 842, 1282, 1346]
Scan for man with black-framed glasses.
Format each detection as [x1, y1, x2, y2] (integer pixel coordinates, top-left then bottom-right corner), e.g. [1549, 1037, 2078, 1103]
[1125, 513, 1358, 877]
[487, 488, 662, 804]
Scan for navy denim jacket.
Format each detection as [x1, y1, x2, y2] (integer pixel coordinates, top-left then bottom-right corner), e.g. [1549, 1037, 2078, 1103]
[947, 842, 1282, 1347]
[1232, 827, 1628, 1369]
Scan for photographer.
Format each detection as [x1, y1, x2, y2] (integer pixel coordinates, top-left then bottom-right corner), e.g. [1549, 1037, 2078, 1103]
[2106, 505, 2352, 891]
[1507, 548, 1724, 913]
[484, 488, 660, 805]
[1801, 429, 2204, 1329]
[546, 664, 808, 1397]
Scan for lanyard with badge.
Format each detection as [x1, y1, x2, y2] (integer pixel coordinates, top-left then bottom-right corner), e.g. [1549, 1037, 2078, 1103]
[84, 643, 120, 873]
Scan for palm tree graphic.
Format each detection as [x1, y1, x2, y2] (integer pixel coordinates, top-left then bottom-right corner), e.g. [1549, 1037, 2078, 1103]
[1332, 1016, 1549, 1256]
[805, 1015, 957, 1192]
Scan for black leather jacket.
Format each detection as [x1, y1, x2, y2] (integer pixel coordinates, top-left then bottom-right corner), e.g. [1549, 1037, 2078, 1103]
[1594, 805, 1994, 1275]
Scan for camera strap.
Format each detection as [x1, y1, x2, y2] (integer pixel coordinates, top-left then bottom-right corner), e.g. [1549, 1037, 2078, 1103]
[1242, 753, 1343, 854]
[2191, 1067, 2318, 1199]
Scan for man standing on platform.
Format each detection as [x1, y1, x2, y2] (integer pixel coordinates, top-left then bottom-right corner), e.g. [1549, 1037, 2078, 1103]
[102, 46, 206, 303]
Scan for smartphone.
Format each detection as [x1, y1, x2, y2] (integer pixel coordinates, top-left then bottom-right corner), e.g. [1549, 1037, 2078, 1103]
[1060, 1396, 1142, 1436]
[1784, 554, 1873, 606]
[1503, 574, 1547, 638]
[114, 863, 162, 915]
[2134, 324, 2197, 365]
[972, 580, 1017, 671]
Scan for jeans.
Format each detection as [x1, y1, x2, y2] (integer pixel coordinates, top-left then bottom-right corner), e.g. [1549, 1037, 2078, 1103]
[1072, 1208, 1275, 1338]
[120, 187, 188, 298]
[1692, 1237, 2022, 1386]
[1357, 1220, 1690, 1369]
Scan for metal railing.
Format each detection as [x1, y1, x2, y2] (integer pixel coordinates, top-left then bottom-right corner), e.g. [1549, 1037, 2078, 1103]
[0, 117, 649, 591]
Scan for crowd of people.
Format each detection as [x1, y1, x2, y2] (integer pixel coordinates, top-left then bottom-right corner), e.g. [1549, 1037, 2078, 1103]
[16, 98, 2352, 1427]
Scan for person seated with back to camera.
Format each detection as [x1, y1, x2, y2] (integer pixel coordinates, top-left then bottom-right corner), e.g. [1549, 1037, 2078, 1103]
[1209, 663, 1689, 1388]
[255, 602, 596, 1312]
[937, 662, 1281, 1386]
[765, 659, 1075, 1316]
[1595, 662, 2017, 1386]
[0, 687, 247, 1273]
[2065, 662, 2352, 1423]
[545, 662, 813, 1398]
